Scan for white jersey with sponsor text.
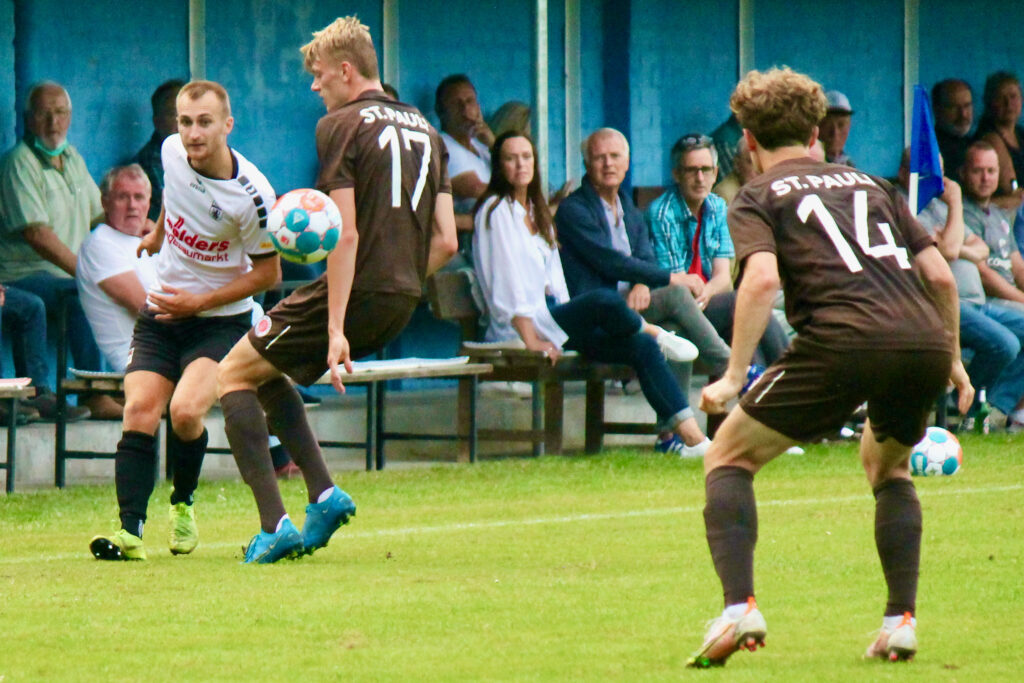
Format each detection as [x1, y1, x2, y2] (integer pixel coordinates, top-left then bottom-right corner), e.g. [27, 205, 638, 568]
[157, 133, 276, 317]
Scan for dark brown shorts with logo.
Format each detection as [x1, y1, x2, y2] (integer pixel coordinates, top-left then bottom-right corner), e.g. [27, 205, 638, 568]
[127, 309, 252, 382]
[739, 336, 952, 446]
[248, 274, 419, 386]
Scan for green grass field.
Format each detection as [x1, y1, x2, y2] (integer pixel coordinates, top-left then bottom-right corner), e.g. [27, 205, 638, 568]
[1, 434, 1021, 682]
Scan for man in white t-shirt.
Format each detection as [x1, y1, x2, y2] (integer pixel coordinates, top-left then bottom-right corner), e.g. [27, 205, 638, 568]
[435, 74, 493, 228]
[89, 81, 280, 563]
[76, 164, 158, 372]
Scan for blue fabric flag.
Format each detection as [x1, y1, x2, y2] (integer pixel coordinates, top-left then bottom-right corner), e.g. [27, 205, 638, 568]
[909, 84, 944, 215]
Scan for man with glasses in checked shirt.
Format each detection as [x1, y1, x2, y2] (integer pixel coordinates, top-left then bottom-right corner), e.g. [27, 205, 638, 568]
[645, 134, 789, 376]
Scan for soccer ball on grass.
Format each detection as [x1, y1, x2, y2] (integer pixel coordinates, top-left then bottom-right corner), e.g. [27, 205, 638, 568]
[268, 188, 341, 264]
[909, 426, 962, 476]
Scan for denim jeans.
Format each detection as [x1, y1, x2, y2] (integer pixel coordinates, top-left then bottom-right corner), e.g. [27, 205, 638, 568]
[0, 285, 51, 388]
[641, 284, 731, 376]
[960, 300, 1024, 415]
[6, 272, 102, 373]
[551, 288, 692, 429]
[703, 290, 791, 366]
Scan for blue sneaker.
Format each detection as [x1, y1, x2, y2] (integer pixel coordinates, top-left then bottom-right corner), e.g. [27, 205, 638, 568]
[301, 487, 356, 555]
[740, 363, 766, 396]
[243, 518, 303, 564]
[655, 434, 684, 454]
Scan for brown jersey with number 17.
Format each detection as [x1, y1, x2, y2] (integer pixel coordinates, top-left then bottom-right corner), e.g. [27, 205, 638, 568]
[728, 157, 950, 352]
[315, 90, 451, 298]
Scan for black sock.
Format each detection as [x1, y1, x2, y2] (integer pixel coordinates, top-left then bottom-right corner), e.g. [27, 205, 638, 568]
[258, 377, 333, 502]
[115, 431, 158, 538]
[169, 428, 207, 506]
[874, 478, 921, 617]
[221, 389, 286, 532]
[704, 466, 758, 607]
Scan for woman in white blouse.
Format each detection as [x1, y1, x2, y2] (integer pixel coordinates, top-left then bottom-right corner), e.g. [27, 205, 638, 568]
[472, 133, 710, 457]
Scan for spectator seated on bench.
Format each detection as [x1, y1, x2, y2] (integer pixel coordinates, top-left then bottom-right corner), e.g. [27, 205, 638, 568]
[0, 81, 117, 419]
[471, 132, 709, 457]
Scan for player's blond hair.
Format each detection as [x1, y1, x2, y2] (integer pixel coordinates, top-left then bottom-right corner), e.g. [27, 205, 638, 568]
[178, 80, 231, 117]
[301, 16, 379, 79]
[730, 67, 827, 150]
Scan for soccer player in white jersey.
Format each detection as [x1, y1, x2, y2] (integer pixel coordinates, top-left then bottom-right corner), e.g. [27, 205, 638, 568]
[89, 81, 280, 561]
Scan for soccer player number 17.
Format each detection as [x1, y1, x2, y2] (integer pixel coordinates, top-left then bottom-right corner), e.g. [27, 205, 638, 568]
[377, 124, 432, 210]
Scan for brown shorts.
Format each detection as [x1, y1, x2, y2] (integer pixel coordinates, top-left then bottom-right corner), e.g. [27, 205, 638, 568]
[739, 337, 951, 446]
[249, 275, 419, 386]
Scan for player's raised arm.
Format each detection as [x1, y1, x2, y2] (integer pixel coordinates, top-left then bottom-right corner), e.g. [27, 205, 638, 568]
[426, 191, 458, 275]
[325, 187, 359, 391]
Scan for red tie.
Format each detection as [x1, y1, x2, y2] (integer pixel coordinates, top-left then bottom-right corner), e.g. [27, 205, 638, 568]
[687, 206, 705, 282]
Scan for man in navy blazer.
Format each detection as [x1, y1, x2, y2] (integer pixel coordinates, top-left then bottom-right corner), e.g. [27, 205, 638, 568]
[556, 128, 733, 377]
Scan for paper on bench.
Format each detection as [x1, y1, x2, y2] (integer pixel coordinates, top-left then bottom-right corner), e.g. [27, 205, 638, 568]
[462, 339, 526, 350]
[348, 356, 470, 373]
[69, 369, 126, 380]
[0, 377, 32, 388]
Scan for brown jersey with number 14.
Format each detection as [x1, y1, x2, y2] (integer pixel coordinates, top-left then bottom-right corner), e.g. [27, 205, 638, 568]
[729, 157, 949, 352]
[315, 90, 451, 297]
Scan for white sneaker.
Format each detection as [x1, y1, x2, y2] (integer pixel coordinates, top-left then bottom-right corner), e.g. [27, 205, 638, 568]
[865, 612, 917, 661]
[687, 597, 767, 668]
[680, 436, 711, 459]
[652, 326, 699, 363]
[482, 381, 534, 398]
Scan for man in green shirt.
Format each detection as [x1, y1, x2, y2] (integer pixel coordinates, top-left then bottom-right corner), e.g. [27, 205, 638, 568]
[0, 81, 120, 418]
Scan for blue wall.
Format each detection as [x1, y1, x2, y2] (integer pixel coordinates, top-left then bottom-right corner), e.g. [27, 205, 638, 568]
[919, 0, 1024, 142]
[753, 0, 904, 177]
[13, 0, 189, 180]
[6, 1, 1024, 193]
[205, 0, 382, 192]
[397, 0, 534, 137]
[0, 0, 14, 152]
[629, 0, 739, 186]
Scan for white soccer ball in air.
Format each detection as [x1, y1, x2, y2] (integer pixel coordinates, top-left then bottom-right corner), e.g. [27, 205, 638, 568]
[268, 188, 341, 264]
[910, 426, 962, 476]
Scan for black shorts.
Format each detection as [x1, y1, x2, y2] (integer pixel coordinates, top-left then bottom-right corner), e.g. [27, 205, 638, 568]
[249, 275, 419, 386]
[126, 310, 253, 382]
[739, 336, 951, 446]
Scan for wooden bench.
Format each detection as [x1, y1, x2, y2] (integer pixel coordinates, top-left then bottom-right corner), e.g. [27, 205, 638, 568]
[56, 358, 492, 485]
[0, 382, 37, 494]
[313, 358, 492, 468]
[426, 270, 660, 455]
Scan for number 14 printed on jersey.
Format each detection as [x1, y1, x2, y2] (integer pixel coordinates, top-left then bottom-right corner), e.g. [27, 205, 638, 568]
[797, 191, 911, 273]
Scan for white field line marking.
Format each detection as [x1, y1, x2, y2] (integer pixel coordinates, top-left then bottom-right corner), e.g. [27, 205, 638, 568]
[3, 482, 1019, 565]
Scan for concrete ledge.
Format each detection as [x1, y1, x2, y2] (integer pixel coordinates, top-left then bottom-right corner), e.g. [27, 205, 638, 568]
[2, 381, 706, 491]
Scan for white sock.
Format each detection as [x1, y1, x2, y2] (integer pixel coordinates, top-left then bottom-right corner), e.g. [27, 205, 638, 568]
[723, 602, 748, 620]
[274, 514, 291, 532]
[882, 614, 915, 632]
[317, 486, 336, 503]
[1011, 408, 1024, 424]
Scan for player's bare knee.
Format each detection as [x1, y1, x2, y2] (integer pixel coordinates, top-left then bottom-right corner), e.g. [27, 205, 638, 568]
[122, 398, 163, 434]
[168, 398, 207, 437]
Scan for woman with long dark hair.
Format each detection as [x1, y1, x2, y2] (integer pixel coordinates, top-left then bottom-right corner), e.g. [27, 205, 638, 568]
[977, 71, 1024, 198]
[472, 132, 710, 456]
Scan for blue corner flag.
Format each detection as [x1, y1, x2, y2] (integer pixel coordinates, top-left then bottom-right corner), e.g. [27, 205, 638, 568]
[909, 84, 944, 215]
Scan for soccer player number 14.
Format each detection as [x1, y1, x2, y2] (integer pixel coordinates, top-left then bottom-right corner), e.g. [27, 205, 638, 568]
[797, 191, 911, 273]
